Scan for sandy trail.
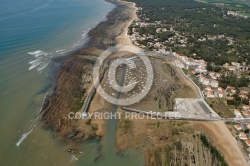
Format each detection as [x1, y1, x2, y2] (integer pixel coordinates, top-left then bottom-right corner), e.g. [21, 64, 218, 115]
[116, 1, 141, 52]
[197, 121, 248, 166]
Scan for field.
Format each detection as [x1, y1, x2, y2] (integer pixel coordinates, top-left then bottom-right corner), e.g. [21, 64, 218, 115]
[205, 98, 235, 118]
[200, 0, 250, 16]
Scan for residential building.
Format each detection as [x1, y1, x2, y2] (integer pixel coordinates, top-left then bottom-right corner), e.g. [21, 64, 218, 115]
[245, 140, 250, 147]
[234, 124, 242, 131]
[243, 110, 250, 117]
[239, 132, 248, 140]
[234, 109, 241, 117]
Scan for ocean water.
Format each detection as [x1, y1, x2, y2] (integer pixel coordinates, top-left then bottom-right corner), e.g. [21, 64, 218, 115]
[0, 0, 114, 165]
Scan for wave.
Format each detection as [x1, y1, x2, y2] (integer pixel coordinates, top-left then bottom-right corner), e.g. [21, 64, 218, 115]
[28, 50, 48, 58]
[37, 62, 49, 72]
[81, 31, 87, 38]
[28, 50, 50, 71]
[16, 124, 36, 147]
[55, 49, 65, 53]
[27, 15, 103, 72]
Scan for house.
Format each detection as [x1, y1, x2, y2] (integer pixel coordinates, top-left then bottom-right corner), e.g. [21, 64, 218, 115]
[234, 109, 241, 117]
[195, 66, 207, 74]
[203, 78, 210, 86]
[218, 90, 224, 98]
[242, 110, 250, 117]
[240, 94, 249, 100]
[231, 89, 237, 94]
[245, 140, 250, 147]
[206, 87, 212, 91]
[210, 80, 219, 88]
[246, 123, 250, 129]
[239, 132, 248, 140]
[227, 86, 235, 90]
[234, 124, 242, 131]
[242, 105, 250, 112]
[215, 73, 221, 78]
[227, 66, 236, 71]
[207, 90, 215, 98]
[218, 87, 223, 91]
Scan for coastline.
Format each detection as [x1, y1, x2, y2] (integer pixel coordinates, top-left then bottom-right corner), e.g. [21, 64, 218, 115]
[39, 0, 248, 165]
[41, 0, 139, 144]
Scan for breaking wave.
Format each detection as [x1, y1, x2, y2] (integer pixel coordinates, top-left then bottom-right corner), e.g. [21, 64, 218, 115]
[16, 124, 36, 147]
[28, 50, 50, 72]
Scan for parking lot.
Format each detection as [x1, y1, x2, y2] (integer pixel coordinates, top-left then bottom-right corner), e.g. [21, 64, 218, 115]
[175, 98, 220, 118]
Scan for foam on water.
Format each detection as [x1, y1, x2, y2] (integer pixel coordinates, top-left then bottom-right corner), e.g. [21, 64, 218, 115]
[28, 50, 50, 71]
[70, 155, 78, 163]
[26, 15, 108, 73]
[28, 50, 48, 58]
[16, 124, 36, 147]
[55, 49, 65, 53]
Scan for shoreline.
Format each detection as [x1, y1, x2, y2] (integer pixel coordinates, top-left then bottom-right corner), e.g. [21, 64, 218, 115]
[41, 0, 139, 144]
[40, 0, 248, 165]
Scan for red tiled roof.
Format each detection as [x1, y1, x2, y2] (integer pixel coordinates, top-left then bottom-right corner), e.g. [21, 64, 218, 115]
[245, 140, 250, 146]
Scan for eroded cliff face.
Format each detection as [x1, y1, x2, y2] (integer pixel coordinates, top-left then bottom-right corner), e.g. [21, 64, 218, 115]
[42, 57, 95, 139]
[41, 0, 135, 142]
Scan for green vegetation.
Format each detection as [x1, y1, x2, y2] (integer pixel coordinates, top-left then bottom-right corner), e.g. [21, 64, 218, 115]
[200, 134, 228, 166]
[219, 74, 250, 88]
[201, 0, 250, 16]
[129, 0, 250, 65]
[119, 118, 133, 133]
[205, 98, 235, 118]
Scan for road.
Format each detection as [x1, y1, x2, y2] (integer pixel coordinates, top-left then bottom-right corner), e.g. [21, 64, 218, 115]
[121, 107, 221, 121]
[81, 58, 111, 114]
[121, 107, 250, 123]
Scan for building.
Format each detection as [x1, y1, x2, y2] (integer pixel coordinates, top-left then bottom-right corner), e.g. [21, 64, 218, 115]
[227, 86, 235, 91]
[242, 110, 250, 117]
[234, 124, 242, 131]
[218, 90, 224, 98]
[243, 105, 250, 112]
[245, 140, 250, 147]
[210, 80, 219, 88]
[218, 87, 223, 91]
[234, 109, 241, 117]
[246, 123, 250, 129]
[239, 132, 248, 140]
[207, 91, 215, 98]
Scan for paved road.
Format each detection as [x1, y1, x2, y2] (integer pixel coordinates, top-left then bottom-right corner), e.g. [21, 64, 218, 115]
[121, 107, 250, 123]
[81, 58, 111, 114]
[197, 100, 212, 116]
[121, 107, 221, 121]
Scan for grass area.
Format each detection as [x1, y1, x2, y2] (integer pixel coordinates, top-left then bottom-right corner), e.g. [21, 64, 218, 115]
[182, 68, 192, 75]
[201, 0, 250, 15]
[205, 98, 235, 118]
